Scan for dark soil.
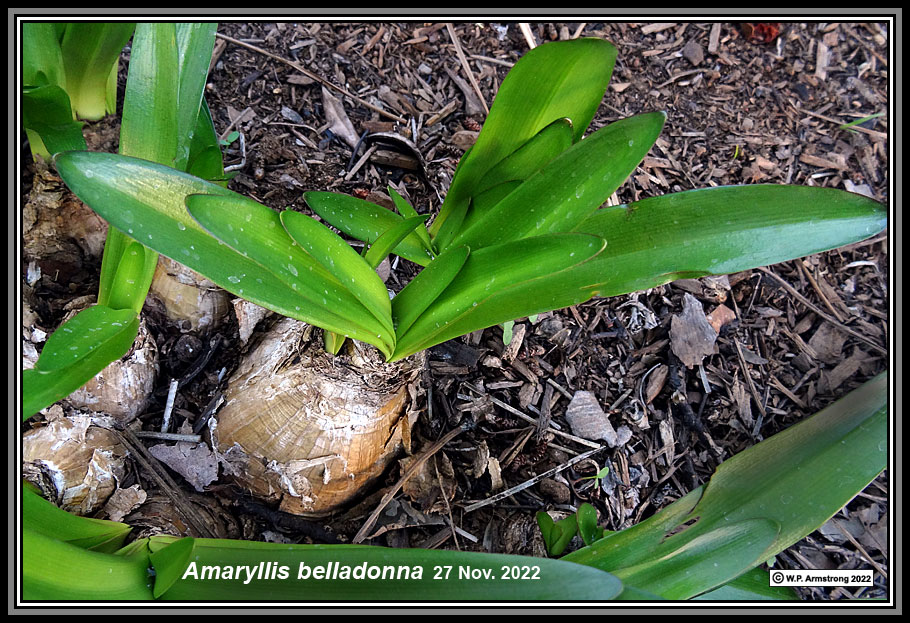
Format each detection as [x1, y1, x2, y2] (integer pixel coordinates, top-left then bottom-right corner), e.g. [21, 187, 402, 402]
[21, 21, 891, 602]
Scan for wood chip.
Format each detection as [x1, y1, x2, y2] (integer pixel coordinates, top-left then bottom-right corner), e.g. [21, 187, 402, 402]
[641, 23, 676, 35]
[451, 130, 479, 151]
[682, 39, 704, 66]
[815, 40, 830, 80]
[708, 23, 722, 54]
[564, 390, 624, 448]
[706, 304, 737, 334]
[670, 293, 718, 368]
[799, 152, 847, 171]
[807, 322, 847, 364]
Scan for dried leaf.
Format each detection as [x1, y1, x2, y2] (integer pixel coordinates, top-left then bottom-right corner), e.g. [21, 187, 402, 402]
[321, 86, 359, 149]
[103, 484, 147, 522]
[148, 440, 219, 493]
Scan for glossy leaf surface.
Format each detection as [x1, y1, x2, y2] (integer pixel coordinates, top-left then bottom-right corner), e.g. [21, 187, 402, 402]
[186, 193, 393, 353]
[22, 305, 139, 420]
[281, 209, 394, 336]
[446, 112, 666, 250]
[305, 191, 434, 266]
[433, 38, 617, 246]
[23, 529, 153, 601]
[392, 233, 605, 360]
[564, 373, 887, 599]
[23, 486, 132, 553]
[569, 184, 888, 298]
[391, 245, 470, 336]
[55, 152, 391, 355]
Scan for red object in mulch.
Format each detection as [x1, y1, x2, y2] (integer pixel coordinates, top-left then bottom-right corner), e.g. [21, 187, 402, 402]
[741, 22, 781, 44]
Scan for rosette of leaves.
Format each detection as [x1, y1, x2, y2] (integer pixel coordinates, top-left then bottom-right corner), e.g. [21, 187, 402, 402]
[43, 35, 886, 515]
[52, 38, 886, 365]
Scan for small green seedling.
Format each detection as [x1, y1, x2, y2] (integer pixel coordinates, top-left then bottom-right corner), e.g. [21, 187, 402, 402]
[536, 510, 579, 557]
[838, 112, 885, 133]
[580, 464, 610, 490]
[576, 503, 614, 546]
[218, 130, 240, 147]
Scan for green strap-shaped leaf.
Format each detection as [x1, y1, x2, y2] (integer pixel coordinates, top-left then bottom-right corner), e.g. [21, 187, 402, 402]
[563, 373, 887, 599]
[467, 180, 522, 216]
[447, 112, 666, 251]
[694, 567, 798, 601]
[388, 186, 435, 256]
[280, 209, 394, 336]
[186, 98, 229, 183]
[59, 22, 136, 120]
[364, 215, 429, 269]
[186, 193, 395, 353]
[173, 23, 217, 172]
[569, 185, 888, 298]
[23, 304, 139, 420]
[610, 519, 781, 601]
[432, 38, 617, 247]
[120, 23, 178, 164]
[105, 241, 152, 314]
[472, 117, 574, 208]
[23, 22, 66, 88]
[22, 85, 87, 157]
[304, 191, 434, 266]
[392, 233, 605, 360]
[391, 245, 470, 336]
[23, 529, 153, 601]
[149, 536, 623, 601]
[23, 485, 132, 553]
[55, 152, 392, 355]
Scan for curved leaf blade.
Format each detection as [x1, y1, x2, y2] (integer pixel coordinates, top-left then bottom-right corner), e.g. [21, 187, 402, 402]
[280, 209, 393, 335]
[392, 233, 605, 360]
[448, 111, 666, 250]
[694, 567, 798, 601]
[564, 373, 887, 599]
[364, 215, 429, 269]
[388, 185, 435, 256]
[304, 191, 434, 266]
[120, 23, 177, 165]
[433, 38, 617, 246]
[55, 151, 391, 355]
[22, 85, 86, 156]
[570, 185, 888, 298]
[23, 529, 153, 601]
[23, 486, 132, 553]
[173, 23, 217, 172]
[391, 245, 470, 336]
[473, 117, 574, 206]
[23, 305, 139, 420]
[105, 241, 154, 314]
[187, 193, 394, 353]
[610, 519, 780, 601]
